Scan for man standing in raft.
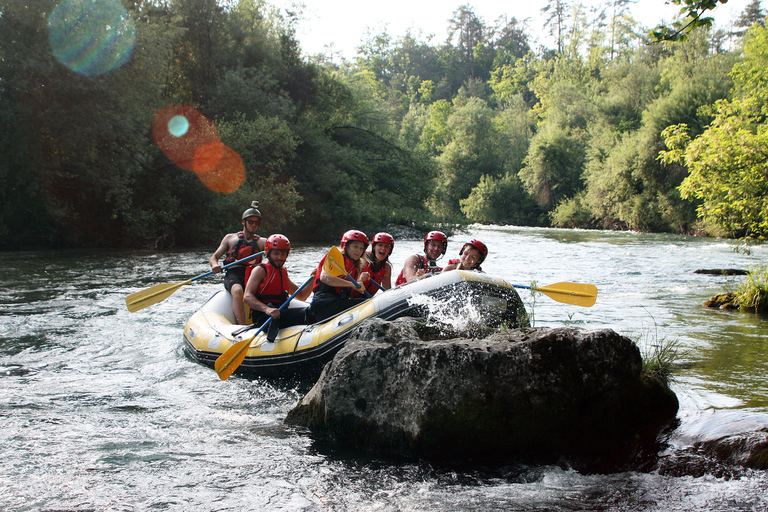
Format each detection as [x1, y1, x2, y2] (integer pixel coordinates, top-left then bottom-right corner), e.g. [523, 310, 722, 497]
[395, 230, 448, 286]
[443, 239, 487, 272]
[243, 234, 311, 342]
[208, 201, 266, 325]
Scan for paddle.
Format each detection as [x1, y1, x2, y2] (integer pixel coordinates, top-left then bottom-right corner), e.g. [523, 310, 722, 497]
[214, 274, 314, 381]
[513, 281, 598, 307]
[324, 246, 373, 298]
[126, 251, 265, 313]
[327, 245, 386, 292]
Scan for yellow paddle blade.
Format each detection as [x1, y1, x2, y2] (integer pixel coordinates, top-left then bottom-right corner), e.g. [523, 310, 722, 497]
[323, 246, 346, 277]
[533, 282, 598, 307]
[215, 335, 255, 381]
[125, 280, 191, 313]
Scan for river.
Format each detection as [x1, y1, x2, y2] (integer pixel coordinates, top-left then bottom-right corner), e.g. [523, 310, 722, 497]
[1, 226, 767, 511]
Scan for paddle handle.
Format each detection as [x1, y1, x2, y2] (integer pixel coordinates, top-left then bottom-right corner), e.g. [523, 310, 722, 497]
[345, 275, 373, 298]
[194, 251, 265, 283]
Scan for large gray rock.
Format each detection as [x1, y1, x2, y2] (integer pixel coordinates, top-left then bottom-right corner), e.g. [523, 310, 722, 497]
[285, 317, 679, 470]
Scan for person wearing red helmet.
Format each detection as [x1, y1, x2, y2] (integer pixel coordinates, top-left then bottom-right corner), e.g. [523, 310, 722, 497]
[208, 201, 267, 324]
[395, 230, 448, 286]
[243, 234, 312, 341]
[444, 239, 488, 272]
[355, 232, 394, 297]
[307, 230, 372, 322]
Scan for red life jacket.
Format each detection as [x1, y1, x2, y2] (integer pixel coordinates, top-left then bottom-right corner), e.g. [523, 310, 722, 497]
[354, 258, 388, 297]
[395, 254, 442, 286]
[313, 253, 361, 298]
[223, 232, 261, 266]
[253, 262, 289, 306]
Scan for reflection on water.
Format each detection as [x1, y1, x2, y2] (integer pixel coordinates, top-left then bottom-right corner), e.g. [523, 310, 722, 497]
[1, 227, 768, 510]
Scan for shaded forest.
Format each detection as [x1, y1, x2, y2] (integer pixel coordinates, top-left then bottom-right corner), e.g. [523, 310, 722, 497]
[1, 0, 767, 249]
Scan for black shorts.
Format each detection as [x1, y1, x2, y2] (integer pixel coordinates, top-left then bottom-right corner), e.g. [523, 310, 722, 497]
[224, 266, 247, 292]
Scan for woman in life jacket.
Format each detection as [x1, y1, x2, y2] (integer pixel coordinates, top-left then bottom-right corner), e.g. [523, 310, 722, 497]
[243, 234, 312, 342]
[208, 201, 266, 325]
[395, 230, 448, 286]
[354, 232, 394, 297]
[307, 230, 371, 323]
[443, 239, 488, 272]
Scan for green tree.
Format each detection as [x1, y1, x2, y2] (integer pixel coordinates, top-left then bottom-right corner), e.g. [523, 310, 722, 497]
[660, 25, 768, 240]
[432, 98, 502, 218]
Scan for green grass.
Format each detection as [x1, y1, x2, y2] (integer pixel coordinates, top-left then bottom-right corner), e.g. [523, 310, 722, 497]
[734, 265, 768, 314]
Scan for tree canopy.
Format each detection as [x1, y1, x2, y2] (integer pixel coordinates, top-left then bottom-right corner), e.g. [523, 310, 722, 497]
[1, 0, 766, 249]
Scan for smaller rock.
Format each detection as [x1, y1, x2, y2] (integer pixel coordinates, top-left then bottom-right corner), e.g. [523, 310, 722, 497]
[703, 292, 738, 310]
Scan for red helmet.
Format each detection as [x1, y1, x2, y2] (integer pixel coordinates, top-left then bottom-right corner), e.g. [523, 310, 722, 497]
[424, 231, 448, 256]
[341, 230, 369, 249]
[265, 234, 291, 253]
[264, 235, 291, 259]
[460, 239, 488, 264]
[372, 232, 394, 248]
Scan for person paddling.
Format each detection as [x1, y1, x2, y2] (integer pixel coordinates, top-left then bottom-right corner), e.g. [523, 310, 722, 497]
[443, 239, 488, 272]
[354, 232, 394, 296]
[243, 234, 311, 342]
[208, 201, 266, 325]
[395, 230, 448, 286]
[307, 230, 371, 323]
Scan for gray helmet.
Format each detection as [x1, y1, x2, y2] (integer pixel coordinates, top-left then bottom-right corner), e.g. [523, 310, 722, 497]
[242, 201, 261, 221]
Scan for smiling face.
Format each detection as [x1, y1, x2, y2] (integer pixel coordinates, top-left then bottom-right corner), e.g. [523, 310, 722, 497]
[345, 241, 366, 261]
[242, 216, 260, 235]
[425, 240, 444, 261]
[373, 243, 392, 262]
[460, 246, 482, 269]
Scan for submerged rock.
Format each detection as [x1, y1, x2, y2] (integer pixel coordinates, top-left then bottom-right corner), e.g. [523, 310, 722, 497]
[285, 318, 679, 471]
[657, 429, 768, 477]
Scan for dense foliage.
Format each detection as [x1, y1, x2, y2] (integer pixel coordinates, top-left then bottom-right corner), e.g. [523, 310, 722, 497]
[1, 0, 766, 249]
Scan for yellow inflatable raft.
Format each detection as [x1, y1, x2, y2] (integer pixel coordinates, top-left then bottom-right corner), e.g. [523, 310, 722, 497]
[183, 270, 529, 379]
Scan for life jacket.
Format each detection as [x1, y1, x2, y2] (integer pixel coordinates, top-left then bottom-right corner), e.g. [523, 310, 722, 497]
[313, 253, 361, 299]
[447, 257, 482, 272]
[395, 254, 442, 286]
[223, 232, 261, 266]
[253, 262, 289, 306]
[355, 258, 388, 297]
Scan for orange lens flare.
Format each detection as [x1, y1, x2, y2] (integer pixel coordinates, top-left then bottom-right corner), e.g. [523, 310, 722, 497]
[152, 105, 245, 193]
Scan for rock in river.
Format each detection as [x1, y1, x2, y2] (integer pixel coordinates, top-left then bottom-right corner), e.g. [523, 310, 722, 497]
[285, 318, 679, 471]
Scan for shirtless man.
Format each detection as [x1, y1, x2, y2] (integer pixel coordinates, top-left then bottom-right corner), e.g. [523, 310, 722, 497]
[208, 201, 266, 324]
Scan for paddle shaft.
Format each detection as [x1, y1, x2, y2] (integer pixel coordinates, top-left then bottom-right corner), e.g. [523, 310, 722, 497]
[215, 275, 314, 380]
[199, 251, 264, 281]
[126, 251, 265, 312]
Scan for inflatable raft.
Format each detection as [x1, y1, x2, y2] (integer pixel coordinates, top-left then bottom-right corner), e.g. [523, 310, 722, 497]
[183, 270, 529, 379]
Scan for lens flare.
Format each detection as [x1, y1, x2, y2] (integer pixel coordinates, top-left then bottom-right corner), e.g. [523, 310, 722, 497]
[152, 105, 246, 193]
[168, 115, 190, 137]
[48, 0, 136, 77]
[196, 145, 246, 194]
[152, 105, 220, 173]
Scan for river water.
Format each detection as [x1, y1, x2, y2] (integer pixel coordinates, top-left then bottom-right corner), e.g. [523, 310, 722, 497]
[2, 226, 767, 511]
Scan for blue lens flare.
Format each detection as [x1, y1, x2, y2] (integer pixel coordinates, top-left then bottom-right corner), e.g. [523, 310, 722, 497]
[48, 0, 137, 77]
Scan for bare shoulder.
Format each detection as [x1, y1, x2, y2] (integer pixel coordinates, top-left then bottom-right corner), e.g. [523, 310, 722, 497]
[403, 253, 420, 267]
